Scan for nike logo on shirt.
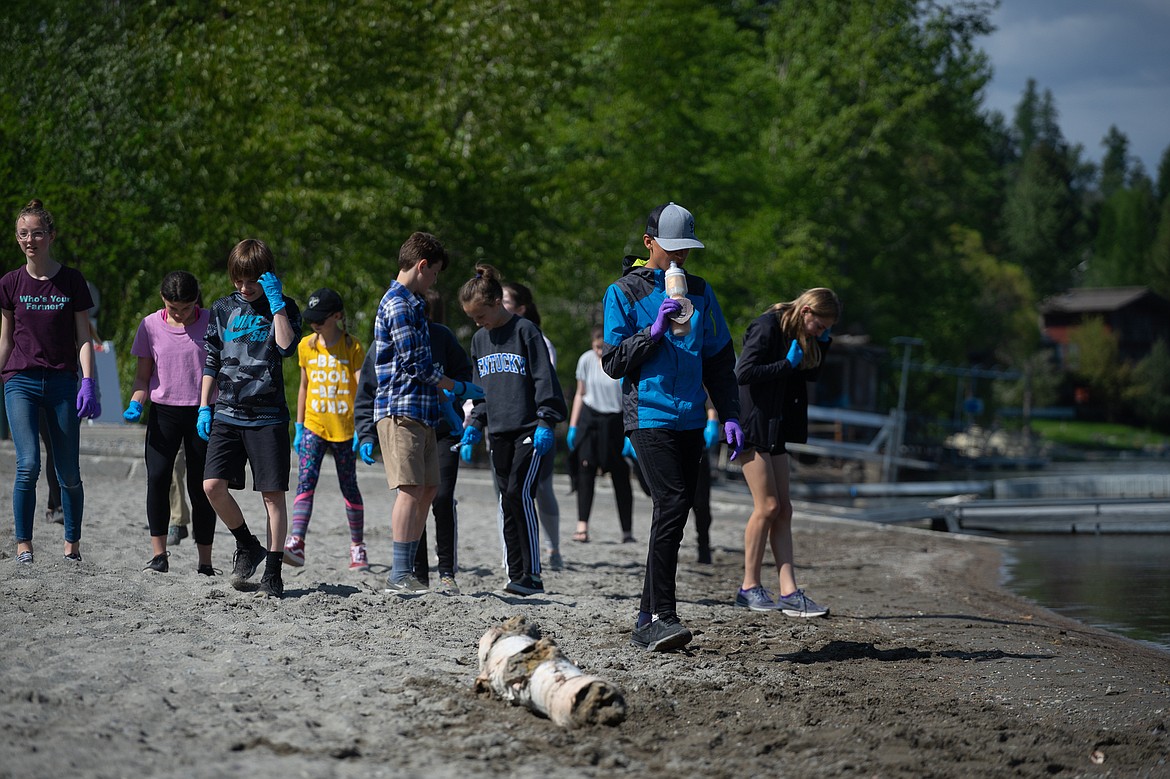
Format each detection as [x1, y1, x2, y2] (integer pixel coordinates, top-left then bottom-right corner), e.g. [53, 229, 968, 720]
[224, 314, 269, 342]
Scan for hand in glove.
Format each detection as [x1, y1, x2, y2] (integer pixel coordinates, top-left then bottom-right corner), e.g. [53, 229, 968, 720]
[622, 436, 637, 460]
[785, 340, 804, 367]
[452, 380, 485, 401]
[258, 272, 286, 313]
[650, 298, 682, 341]
[703, 418, 719, 450]
[196, 405, 212, 441]
[122, 399, 143, 423]
[76, 377, 101, 419]
[566, 426, 578, 451]
[459, 425, 482, 464]
[533, 426, 554, 456]
[294, 423, 305, 455]
[724, 418, 744, 461]
[359, 441, 377, 465]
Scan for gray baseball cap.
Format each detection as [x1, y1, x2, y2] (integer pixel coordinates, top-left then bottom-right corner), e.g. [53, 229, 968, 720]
[646, 202, 704, 251]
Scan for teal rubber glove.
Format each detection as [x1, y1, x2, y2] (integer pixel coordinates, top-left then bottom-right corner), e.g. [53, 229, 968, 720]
[258, 272, 285, 313]
[293, 423, 305, 455]
[122, 400, 143, 423]
[818, 326, 832, 343]
[533, 426, 554, 456]
[786, 340, 804, 366]
[459, 425, 482, 464]
[359, 441, 377, 465]
[622, 436, 636, 460]
[703, 419, 718, 449]
[453, 380, 485, 401]
[352, 432, 359, 451]
[196, 406, 212, 441]
[566, 426, 578, 451]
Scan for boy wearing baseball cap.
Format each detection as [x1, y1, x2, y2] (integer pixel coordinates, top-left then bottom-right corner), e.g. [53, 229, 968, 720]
[601, 202, 744, 651]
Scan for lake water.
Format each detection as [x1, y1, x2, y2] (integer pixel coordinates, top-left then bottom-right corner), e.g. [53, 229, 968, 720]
[1000, 534, 1170, 653]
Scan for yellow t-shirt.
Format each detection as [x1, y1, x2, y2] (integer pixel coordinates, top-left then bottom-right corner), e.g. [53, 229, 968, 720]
[299, 334, 364, 442]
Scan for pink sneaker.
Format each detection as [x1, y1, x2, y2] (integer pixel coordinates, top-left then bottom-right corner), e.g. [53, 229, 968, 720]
[349, 542, 370, 572]
[283, 535, 306, 567]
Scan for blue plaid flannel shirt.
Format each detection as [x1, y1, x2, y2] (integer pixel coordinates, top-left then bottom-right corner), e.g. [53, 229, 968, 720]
[373, 281, 443, 426]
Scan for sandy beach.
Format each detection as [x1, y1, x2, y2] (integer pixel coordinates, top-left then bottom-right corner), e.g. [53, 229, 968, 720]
[1, 426, 1167, 778]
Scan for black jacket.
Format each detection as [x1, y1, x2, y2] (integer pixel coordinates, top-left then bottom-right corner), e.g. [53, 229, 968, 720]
[735, 312, 829, 453]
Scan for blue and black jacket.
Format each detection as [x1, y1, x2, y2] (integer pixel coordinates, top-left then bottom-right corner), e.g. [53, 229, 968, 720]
[601, 255, 739, 432]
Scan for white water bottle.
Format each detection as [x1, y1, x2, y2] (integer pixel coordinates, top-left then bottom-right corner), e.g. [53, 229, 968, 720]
[664, 261, 693, 336]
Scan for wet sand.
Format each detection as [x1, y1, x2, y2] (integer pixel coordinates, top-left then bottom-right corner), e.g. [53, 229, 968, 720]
[1, 429, 1167, 778]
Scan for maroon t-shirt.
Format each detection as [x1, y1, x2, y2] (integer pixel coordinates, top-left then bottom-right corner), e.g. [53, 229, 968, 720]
[0, 265, 94, 380]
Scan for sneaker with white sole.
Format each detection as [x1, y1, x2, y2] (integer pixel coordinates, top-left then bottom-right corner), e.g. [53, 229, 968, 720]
[283, 535, 306, 567]
[144, 553, 169, 573]
[504, 575, 544, 596]
[774, 589, 829, 618]
[256, 570, 284, 598]
[349, 542, 369, 571]
[734, 585, 775, 612]
[166, 525, 187, 546]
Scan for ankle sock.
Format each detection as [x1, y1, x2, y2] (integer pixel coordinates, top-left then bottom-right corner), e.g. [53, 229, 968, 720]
[637, 610, 652, 629]
[229, 523, 253, 545]
[391, 541, 412, 582]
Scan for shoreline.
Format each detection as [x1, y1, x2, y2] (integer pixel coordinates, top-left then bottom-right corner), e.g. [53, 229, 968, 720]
[2, 440, 1169, 778]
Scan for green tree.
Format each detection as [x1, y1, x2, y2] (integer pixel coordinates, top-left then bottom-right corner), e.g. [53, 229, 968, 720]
[1124, 339, 1170, 431]
[1067, 317, 1129, 421]
[1089, 168, 1159, 286]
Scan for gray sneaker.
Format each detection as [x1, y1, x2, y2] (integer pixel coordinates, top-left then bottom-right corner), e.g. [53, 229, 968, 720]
[548, 551, 564, 571]
[630, 616, 692, 652]
[229, 539, 266, 590]
[734, 585, 776, 612]
[384, 575, 429, 595]
[167, 525, 188, 546]
[774, 589, 829, 618]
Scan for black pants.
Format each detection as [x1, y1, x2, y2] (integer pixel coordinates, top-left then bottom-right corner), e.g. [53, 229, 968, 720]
[629, 427, 704, 619]
[576, 449, 634, 533]
[575, 406, 633, 532]
[145, 403, 216, 545]
[490, 430, 542, 581]
[692, 448, 712, 551]
[415, 438, 459, 580]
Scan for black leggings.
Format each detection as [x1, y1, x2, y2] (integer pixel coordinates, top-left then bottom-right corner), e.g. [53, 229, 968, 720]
[145, 404, 216, 545]
[576, 452, 633, 533]
[415, 439, 460, 579]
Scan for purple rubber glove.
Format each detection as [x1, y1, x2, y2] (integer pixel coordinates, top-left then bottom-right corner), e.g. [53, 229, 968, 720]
[724, 418, 744, 461]
[76, 377, 101, 419]
[533, 426, 554, 456]
[650, 298, 683, 341]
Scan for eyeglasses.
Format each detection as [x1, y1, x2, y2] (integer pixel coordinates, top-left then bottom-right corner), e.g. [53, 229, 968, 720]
[16, 230, 50, 241]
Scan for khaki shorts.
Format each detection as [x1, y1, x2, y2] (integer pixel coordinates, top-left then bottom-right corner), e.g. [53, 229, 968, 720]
[377, 416, 439, 489]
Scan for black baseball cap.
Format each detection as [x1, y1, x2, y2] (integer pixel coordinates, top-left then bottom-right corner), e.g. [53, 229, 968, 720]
[302, 288, 344, 323]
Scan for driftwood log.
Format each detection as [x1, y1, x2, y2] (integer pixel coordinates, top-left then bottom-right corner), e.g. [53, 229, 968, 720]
[474, 616, 627, 727]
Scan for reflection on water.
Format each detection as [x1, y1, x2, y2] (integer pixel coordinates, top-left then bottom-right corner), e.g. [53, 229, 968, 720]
[1002, 534, 1170, 653]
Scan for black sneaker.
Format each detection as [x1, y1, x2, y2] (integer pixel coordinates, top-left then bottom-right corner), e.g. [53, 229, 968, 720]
[197, 564, 217, 576]
[504, 575, 544, 596]
[630, 616, 693, 652]
[229, 539, 266, 590]
[697, 546, 713, 564]
[256, 571, 284, 599]
[144, 553, 169, 573]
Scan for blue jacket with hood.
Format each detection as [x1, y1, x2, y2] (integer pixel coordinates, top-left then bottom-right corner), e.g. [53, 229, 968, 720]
[601, 255, 739, 432]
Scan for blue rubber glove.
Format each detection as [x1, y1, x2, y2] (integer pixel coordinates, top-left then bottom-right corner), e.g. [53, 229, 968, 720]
[453, 380, 485, 401]
[196, 405, 212, 441]
[359, 441, 377, 465]
[786, 340, 804, 367]
[622, 436, 637, 460]
[703, 419, 719, 449]
[725, 418, 744, 461]
[459, 425, 482, 463]
[294, 423, 305, 455]
[440, 390, 464, 437]
[122, 399, 143, 423]
[650, 298, 682, 341]
[566, 426, 578, 451]
[533, 426, 554, 456]
[76, 377, 101, 419]
[818, 326, 832, 343]
[352, 432, 359, 451]
[258, 272, 285, 313]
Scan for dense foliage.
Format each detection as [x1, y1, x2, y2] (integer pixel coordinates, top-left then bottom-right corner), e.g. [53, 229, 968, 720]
[2, 0, 1167, 426]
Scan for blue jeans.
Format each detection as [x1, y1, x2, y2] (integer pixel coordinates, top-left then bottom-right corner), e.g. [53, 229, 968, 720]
[4, 370, 83, 543]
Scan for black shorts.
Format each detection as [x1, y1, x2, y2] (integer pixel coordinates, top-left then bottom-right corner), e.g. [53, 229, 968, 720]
[204, 420, 291, 493]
